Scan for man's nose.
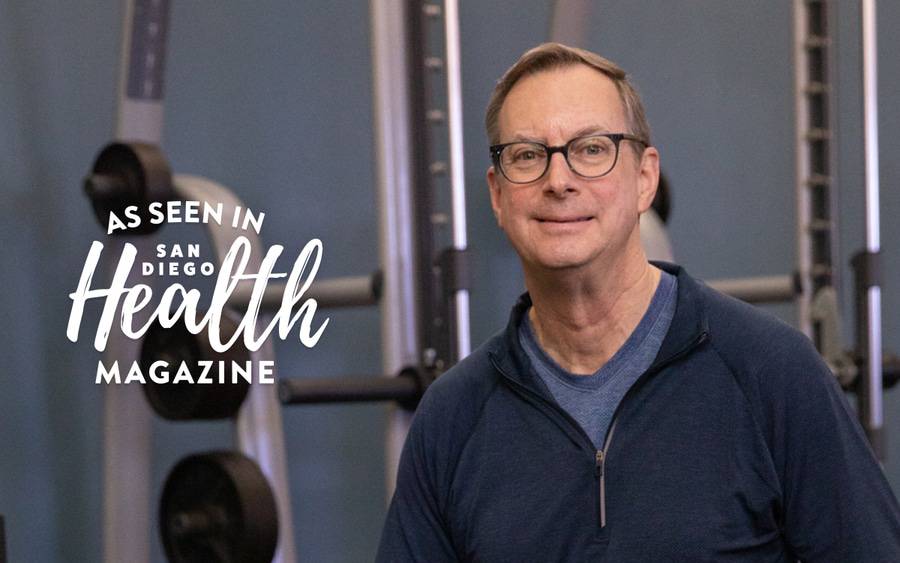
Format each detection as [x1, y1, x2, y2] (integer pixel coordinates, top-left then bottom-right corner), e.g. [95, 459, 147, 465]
[544, 152, 576, 195]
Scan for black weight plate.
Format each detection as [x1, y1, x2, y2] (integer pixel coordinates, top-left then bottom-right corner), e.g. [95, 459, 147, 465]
[84, 142, 172, 235]
[160, 451, 279, 563]
[140, 318, 250, 420]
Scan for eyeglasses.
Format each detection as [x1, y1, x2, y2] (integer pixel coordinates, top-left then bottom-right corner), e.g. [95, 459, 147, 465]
[489, 133, 648, 184]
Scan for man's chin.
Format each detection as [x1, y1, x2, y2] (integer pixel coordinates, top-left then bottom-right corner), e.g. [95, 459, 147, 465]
[526, 251, 598, 272]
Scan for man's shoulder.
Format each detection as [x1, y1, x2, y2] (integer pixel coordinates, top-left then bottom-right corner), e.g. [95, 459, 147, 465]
[661, 263, 810, 361]
[415, 330, 505, 422]
[697, 279, 806, 348]
[401, 332, 507, 469]
[691, 278, 831, 389]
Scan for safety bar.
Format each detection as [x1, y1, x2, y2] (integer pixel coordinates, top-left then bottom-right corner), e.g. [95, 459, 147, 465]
[278, 367, 431, 411]
[706, 274, 798, 304]
[228, 272, 381, 310]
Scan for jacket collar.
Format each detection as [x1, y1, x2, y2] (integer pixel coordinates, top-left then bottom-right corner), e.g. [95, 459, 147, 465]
[487, 262, 709, 391]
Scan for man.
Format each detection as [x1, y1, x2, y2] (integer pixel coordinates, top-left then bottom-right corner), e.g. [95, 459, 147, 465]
[377, 43, 900, 561]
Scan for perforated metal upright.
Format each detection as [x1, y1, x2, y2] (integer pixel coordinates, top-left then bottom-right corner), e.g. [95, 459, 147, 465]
[794, 0, 885, 458]
[374, 0, 471, 492]
[793, 0, 841, 341]
[406, 0, 470, 375]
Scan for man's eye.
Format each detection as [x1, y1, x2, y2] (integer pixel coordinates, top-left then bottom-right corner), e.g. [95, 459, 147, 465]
[581, 143, 606, 155]
[509, 146, 545, 163]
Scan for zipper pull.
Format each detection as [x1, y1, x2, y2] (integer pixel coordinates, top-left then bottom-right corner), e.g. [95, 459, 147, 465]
[596, 449, 607, 528]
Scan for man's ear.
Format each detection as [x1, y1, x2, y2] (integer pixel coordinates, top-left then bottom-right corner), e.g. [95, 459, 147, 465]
[636, 146, 660, 214]
[487, 166, 504, 228]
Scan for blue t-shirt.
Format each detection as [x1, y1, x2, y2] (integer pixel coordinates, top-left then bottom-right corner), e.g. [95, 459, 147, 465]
[519, 270, 677, 448]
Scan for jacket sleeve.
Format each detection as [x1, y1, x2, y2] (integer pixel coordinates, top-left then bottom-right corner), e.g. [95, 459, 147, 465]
[376, 391, 459, 562]
[768, 333, 900, 561]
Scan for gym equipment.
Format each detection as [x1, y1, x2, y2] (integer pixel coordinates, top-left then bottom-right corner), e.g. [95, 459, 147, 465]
[404, 0, 471, 374]
[370, 1, 421, 496]
[697, 1, 891, 457]
[701, 1, 843, 320]
[228, 271, 382, 311]
[811, 286, 858, 387]
[794, 0, 841, 336]
[854, 0, 885, 458]
[87, 167, 299, 562]
[171, 174, 296, 563]
[84, 142, 173, 234]
[374, 0, 472, 492]
[160, 452, 278, 563]
[791, 0, 887, 455]
[140, 315, 250, 420]
[707, 274, 799, 304]
[653, 173, 672, 224]
[640, 209, 674, 263]
[91, 2, 472, 560]
[100, 1, 171, 559]
[278, 366, 434, 411]
[139, 308, 436, 415]
[549, 0, 591, 47]
[93, 2, 297, 558]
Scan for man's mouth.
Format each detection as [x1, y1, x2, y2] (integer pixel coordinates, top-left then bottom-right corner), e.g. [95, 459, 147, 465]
[536, 216, 593, 223]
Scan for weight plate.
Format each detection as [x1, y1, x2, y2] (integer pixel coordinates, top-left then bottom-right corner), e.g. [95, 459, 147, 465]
[140, 314, 250, 420]
[160, 451, 279, 563]
[84, 142, 172, 234]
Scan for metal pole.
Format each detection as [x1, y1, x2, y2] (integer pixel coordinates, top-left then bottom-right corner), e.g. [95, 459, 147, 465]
[370, 0, 419, 497]
[793, 0, 813, 338]
[860, 0, 883, 457]
[707, 274, 797, 304]
[104, 2, 169, 561]
[116, 0, 168, 142]
[229, 273, 380, 311]
[442, 0, 471, 360]
[549, 0, 593, 47]
[278, 376, 420, 406]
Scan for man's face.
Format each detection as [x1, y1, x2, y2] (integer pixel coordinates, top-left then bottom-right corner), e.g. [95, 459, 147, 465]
[487, 65, 659, 273]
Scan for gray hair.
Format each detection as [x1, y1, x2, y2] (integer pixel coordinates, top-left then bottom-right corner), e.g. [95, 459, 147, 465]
[484, 43, 651, 152]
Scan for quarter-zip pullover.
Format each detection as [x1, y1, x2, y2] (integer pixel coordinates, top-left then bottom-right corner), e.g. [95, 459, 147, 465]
[520, 270, 677, 449]
[377, 263, 900, 562]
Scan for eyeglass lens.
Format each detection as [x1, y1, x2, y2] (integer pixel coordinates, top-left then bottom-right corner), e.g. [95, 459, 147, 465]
[499, 135, 618, 183]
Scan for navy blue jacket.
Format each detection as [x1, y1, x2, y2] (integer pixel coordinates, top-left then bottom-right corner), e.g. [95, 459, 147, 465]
[377, 264, 900, 562]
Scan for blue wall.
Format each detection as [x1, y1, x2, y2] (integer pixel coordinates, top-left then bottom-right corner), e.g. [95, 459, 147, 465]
[1, 1, 898, 561]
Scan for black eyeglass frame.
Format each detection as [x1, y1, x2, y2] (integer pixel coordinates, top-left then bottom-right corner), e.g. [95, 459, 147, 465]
[489, 133, 648, 184]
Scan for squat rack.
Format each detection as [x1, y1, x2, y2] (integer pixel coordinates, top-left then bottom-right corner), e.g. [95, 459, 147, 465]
[93, 0, 470, 561]
[794, 0, 887, 457]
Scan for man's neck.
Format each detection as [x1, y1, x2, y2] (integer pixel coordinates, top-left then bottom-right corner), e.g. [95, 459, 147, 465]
[524, 249, 661, 375]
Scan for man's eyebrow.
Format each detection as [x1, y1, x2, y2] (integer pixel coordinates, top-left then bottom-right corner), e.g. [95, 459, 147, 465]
[507, 133, 543, 143]
[571, 124, 614, 138]
[506, 124, 615, 144]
